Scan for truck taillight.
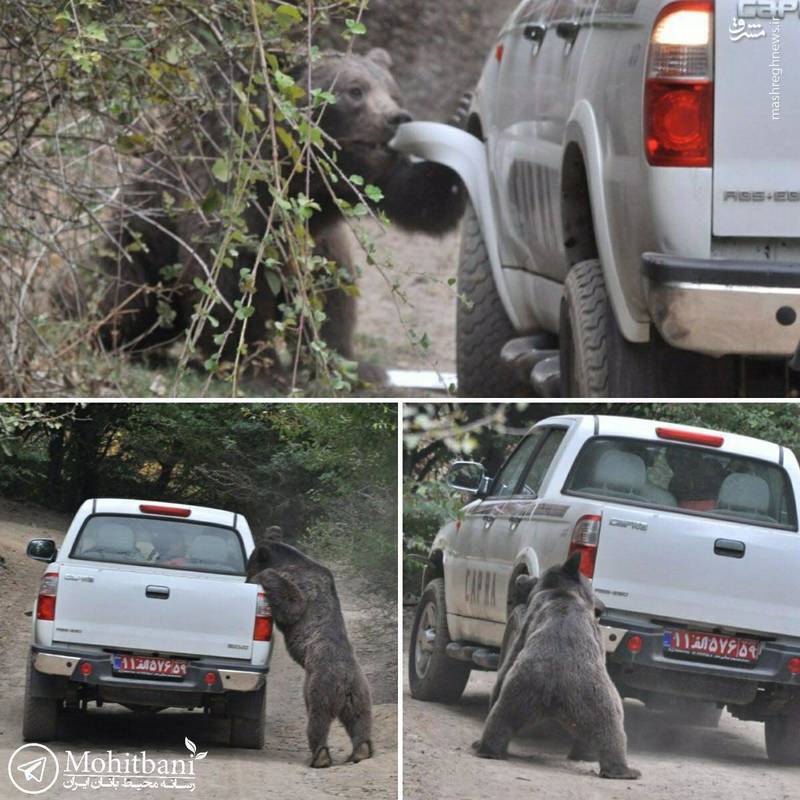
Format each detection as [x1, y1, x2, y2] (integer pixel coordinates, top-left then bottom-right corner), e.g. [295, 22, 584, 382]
[645, 1, 713, 167]
[568, 515, 601, 579]
[253, 592, 273, 642]
[36, 572, 59, 621]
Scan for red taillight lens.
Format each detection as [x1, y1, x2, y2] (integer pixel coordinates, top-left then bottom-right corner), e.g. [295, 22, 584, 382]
[36, 572, 58, 621]
[788, 657, 800, 675]
[495, 43, 504, 63]
[204, 671, 217, 686]
[139, 504, 191, 518]
[253, 592, 273, 642]
[645, 80, 712, 166]
[627, 635, 643, 654]
[645, 1, 713, 167]
[568, 515, 601, 579]
[80, 661, 93, 676]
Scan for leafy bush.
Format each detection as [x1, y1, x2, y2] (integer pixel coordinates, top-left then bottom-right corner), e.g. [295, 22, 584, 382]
[1, 0, 376, 396]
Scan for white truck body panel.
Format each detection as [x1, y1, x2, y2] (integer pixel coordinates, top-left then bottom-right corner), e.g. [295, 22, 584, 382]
[394, 0, 800, 360]
[437, 415, 800, 648]
[38, 498, 267, 666]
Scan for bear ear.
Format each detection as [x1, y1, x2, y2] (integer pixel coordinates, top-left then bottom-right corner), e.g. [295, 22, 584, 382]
[260, 569, 307, 625]
[515, 574, 538, 601]
[264, 526, 283, 542]
[367, 47, 393, 70]
[563, 551, 582, 580]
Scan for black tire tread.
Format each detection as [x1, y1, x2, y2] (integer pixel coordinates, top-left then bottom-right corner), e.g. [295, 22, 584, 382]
[562, 260, 612, 396]
[408, 578, 471, 703]
[765, 711, 800, 764]
[22, 660, 60, 742]
[456, 203, 522, 397]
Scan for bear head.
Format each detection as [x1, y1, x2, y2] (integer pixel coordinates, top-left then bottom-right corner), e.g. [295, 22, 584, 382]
[301, 48, 413, 185]
[515, 552, 605, 617]
[245, 539, 337, 627]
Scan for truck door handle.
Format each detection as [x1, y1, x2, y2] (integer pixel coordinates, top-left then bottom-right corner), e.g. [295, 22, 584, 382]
[522, 24, 546, 54]
[555, 21, 581, 52]
[509, 516, 523, 531]
[146, 585, 170, 599]
[714, 539, 745, 559]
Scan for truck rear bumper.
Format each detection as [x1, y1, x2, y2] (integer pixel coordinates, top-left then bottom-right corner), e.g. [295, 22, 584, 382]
[32, 646, 267, 694]
[601, 616, 800, 704]
[643, 252, 800, 357]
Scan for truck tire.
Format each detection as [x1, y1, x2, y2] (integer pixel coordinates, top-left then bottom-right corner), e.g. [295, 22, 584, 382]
[456, 202, 523, 397]
[228, 685, 266, 749]
[560, 260, 661, 397]
[22, 660, 61, 742]
[408, 578, 471, 703]
[765, 711, 800, 764]
[560, 259, 737, 397]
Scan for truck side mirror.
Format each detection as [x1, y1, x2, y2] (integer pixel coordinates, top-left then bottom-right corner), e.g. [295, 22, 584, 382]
[27, 539, 57, 563]
[447, 462, 490, 496]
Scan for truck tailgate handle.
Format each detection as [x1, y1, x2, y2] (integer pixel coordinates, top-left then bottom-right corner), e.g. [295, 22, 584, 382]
[714, 539, 745, 558]
[146, 585, 170, 599]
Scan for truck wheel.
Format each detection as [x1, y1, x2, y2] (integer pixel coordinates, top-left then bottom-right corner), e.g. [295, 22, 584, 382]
[561, 259, 737, 397]
[560, 260, 660, 397]
[408, 578, 471, 703]
[499, 605, 525, 670]
[456, 202, 523, 396]
[765, 711, 800, 764]
[228, 685, 266, 749]
[22, 660, 61, 742]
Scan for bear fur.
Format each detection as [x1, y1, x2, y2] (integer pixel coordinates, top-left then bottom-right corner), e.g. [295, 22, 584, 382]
[245, 539, 372, 768]
[473, 552, 640, 780]
[94, 48, 466, 370]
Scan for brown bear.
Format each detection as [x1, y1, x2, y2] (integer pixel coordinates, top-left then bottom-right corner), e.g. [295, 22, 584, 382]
[94, 48, 466, 373]
[473, 553, 640, 780]
[245, 538, 372, 768]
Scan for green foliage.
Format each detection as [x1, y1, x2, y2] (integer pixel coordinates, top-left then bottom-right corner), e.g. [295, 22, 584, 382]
[0, 402, 397, 591]
[1, 0, 382, 396]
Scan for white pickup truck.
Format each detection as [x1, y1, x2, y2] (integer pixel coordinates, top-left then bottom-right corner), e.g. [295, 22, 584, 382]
[408, 415, 800, 764]
[24, 498, 272, 748]
[393, 0, 800, 397]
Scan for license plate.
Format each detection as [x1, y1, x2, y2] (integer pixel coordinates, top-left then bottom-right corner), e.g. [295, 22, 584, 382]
[112, 655, 188, 677]
[664, 630, 761, 664]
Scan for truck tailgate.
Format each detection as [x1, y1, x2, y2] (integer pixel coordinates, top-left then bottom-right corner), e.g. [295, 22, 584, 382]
[714, 2, 800, 237]
[54, 564, 257, 659]
[592, 504, 800, 638]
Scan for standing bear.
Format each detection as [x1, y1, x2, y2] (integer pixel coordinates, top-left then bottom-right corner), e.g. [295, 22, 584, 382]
[95, 48, 466, 373]
[473, 552, 641, 780]
[246, 537, 372, 768]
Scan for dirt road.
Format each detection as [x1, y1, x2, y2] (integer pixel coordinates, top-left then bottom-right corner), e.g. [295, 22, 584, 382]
[0, 500, 397, 799]
[402, 616, 799, 800]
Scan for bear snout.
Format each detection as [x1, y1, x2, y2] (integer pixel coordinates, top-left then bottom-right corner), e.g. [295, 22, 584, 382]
[386, 110, 413, 131]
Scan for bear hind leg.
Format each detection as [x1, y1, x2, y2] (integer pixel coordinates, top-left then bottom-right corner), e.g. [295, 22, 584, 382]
[307, 707, 335, 768]
[339, 682, 373, 763]
[574, 705, 640, 780]
[473, 676, 534, 760]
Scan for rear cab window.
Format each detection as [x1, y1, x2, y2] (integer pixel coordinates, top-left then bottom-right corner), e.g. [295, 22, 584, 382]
[563, 437, 797, 531]
[70, 515, 246, 575]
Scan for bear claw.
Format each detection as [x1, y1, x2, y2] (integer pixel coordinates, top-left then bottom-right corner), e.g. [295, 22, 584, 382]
[349, 741, 373, 763]
[310, 747, 332, 769]
[600, 766, 641, 780]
